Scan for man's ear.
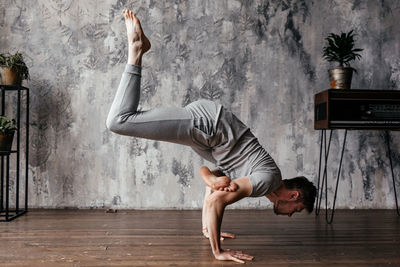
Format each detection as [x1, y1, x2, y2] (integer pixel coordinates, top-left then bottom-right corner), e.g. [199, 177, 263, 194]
[289, 190, 300, 201]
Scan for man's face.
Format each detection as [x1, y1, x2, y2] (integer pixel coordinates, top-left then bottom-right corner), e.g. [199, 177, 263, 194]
[273, 200, 305, 217]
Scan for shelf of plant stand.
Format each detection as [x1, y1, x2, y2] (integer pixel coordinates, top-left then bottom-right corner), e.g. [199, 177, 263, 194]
[0, 150, 17, 155]
[0, 84, 28, 91]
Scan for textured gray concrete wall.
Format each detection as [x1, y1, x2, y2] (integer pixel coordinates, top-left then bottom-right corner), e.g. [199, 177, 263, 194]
[0, 0, 399, 209]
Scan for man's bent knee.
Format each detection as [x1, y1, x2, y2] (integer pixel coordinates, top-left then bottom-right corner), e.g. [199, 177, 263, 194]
[106, 115, 127, 134]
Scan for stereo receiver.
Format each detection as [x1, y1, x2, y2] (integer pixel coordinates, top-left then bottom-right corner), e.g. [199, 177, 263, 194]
[314, 89, 400, 129]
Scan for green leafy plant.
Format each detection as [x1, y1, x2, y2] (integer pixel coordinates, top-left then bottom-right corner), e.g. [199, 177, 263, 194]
[0, 52, 30, 80]
[0, 116, 17, 134]
[323, 30, 363, 69]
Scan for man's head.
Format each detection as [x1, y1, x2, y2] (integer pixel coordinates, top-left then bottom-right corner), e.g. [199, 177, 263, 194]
[273, 176, 317, 217]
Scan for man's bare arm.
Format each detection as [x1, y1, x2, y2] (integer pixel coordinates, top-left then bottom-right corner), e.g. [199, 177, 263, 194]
[205, 176, 254, 263]
[202, 167, 236, 239]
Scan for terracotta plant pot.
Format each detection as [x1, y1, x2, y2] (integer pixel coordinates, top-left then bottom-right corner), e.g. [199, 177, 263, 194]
[0, 132, 15, 151]
[328, 67, 353, 90]
[0, 66, 22, 85]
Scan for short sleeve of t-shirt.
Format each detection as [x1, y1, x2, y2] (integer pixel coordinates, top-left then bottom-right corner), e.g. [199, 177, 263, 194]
[248, 170, 282, 197]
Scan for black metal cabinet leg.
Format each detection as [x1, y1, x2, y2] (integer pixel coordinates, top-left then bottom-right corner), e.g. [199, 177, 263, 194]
[315, 130, 323, 215]
[0, 155, 3, 211]
[316, 130, 333, 215]
[315, 129, 347, 224]
[385, 131, 400, 216]
[25, 88, 29, 212]
[16, 86, 21, 213]
[5, 155, 9, 221]
[325, 130, 347, 224]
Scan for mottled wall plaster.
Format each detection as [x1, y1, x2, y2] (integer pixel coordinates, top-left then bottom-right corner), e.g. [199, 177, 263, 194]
[0, 0, 399, 209]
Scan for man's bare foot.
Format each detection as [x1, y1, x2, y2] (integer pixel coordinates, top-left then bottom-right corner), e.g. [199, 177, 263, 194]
[211, 176, 238, 192]
[122, 9, 151, 65]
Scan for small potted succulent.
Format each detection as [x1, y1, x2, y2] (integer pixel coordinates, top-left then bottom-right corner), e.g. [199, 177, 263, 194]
[0, 116, 17, 151]
[0, 52, 30, 85]
[323, 30, 363, 89]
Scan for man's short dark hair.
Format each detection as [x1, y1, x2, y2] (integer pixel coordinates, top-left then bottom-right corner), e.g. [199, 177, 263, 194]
[283, 176, 317, 213]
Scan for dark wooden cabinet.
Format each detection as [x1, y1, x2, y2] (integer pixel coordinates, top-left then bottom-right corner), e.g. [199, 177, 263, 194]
[314, 89, 400, 223]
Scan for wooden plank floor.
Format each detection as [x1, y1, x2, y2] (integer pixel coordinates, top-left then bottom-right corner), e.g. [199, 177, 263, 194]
[0, 209, 399, 266]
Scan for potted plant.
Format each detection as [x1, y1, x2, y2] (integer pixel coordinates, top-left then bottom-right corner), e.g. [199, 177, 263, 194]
[0, 116, 17, 151]
[322, 30, 363, 89]
[0, 52, 30, 85]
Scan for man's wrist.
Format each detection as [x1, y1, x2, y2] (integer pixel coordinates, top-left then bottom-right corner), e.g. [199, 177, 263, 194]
[212, 247, 222, 256]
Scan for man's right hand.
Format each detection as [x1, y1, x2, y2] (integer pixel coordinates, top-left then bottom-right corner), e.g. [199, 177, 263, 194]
[214, 249, 254, 264]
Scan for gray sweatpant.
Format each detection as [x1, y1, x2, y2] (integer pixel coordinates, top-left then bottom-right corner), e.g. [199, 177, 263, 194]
[106, 64, 220, 158]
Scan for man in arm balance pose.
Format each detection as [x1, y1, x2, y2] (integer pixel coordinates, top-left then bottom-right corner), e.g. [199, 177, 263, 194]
[106, 9, 317, 264]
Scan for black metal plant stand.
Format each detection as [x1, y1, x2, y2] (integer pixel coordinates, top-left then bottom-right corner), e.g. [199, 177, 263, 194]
[315, 130, 400, 224]
[0, 84, 29, 222]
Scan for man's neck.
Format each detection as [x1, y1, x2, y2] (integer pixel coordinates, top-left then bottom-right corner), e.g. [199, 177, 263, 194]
[265, 181, 284, 203]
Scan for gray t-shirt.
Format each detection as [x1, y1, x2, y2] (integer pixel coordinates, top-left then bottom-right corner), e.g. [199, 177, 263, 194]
[185, 100, 282, 197]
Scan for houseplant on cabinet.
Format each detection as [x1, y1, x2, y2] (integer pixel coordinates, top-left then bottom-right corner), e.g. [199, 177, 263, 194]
[322, 30, 363, 89]
[0, 116, 17, 151]
[0, 52, 30, 85]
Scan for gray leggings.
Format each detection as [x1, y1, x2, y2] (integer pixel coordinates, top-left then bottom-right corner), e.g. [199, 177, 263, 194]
[106, 64, 218, 155]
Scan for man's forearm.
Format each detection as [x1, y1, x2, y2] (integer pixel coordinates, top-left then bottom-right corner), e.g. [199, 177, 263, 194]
[205, 196, 225, 255]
